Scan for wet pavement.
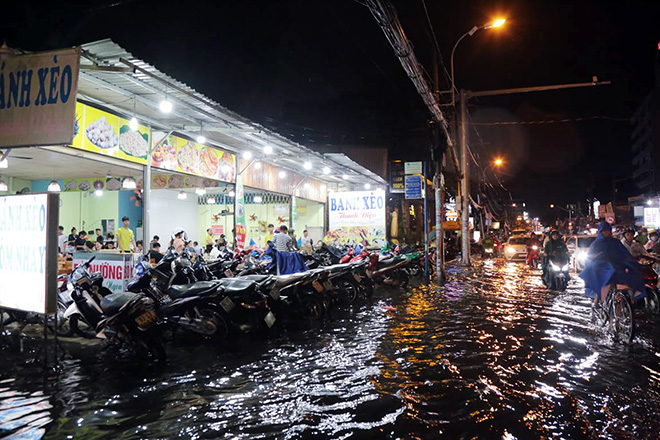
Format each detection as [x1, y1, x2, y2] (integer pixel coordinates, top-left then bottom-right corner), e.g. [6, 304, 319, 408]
[2, 260, 660, 439]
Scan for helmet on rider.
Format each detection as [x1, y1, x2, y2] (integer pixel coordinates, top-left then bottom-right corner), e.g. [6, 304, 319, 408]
[623, 228, 635, 240]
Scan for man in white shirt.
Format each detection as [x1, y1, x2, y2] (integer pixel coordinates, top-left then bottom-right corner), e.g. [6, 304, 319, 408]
[57, 225, 68, 255]
[300, 229, 313, 252]
[272, 225, 293, 252]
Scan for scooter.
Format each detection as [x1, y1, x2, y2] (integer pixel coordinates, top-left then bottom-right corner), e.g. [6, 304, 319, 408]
[64, 256, 165, 359]
[638, 257, 660, 317]
[527, 245, 541, 269]
[545, 253, 570, 291]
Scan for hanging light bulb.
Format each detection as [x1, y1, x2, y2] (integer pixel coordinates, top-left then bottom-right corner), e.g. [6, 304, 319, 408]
[178, 191, 187, 200]
[322, 167, 330, 175]
[129, 117, 139, 131]
[254, 195, 263, 203]
[207, 196, 216, 205]
[342, 174, 349, 180]
[242, 151, 253, 160]
[0, 179, 7, 192]
[0, 157, 8, 169]
[303, 161, 312, 170]
[228, 190, 235, 197]
[195, 188, 206, 196]
[94, 189, 103, 197]
[122, 177, 137, 189]
[159, 98, 172, 113]
[196, 135, 206, 144]
[254, 161, 262, 170]
[263, 145, 273, 154]
[278, 171, 286, 179]
[47, 180, 61, 192]
[364, 183, 371, 189]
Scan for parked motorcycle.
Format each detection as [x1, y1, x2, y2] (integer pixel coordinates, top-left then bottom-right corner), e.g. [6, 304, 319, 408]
[64, 256, 165, 359]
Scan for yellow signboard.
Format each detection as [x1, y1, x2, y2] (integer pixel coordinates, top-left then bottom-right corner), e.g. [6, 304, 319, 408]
[69, 102, 236, 183]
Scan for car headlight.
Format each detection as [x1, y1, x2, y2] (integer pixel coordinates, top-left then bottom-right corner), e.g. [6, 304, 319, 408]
[506, 247, 515, 254]
[531, 245, 538, 250]
[577, 251, 588, 262]
[485, 248, 493, 253]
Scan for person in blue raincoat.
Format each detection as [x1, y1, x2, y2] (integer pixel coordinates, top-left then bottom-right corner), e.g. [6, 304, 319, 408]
[579, 221, 645, 305]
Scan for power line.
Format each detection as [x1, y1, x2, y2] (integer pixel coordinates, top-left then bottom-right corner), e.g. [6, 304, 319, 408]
[419, 0, 452, 90]
[470, 116, 629, 126]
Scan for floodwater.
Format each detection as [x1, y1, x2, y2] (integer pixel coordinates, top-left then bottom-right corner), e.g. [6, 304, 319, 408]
[2, 260, 660, 439]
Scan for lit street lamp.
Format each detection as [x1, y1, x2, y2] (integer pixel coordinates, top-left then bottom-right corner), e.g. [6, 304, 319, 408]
[450, 18, 506, 106]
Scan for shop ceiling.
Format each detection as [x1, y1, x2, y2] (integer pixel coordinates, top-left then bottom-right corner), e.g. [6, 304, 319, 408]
[0, 146, 140, 181]
[77, 39, 386, 189]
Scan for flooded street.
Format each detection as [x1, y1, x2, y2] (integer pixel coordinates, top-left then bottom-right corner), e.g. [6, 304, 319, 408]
[2, 260, 660, 439]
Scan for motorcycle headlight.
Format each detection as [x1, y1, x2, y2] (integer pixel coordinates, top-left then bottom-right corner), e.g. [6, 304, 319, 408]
[562, 264, 569, 271]
[485, 248, 493, 253]
[551, 263, 560, 271]
[531, 245, 538, 250]
[506, 247, 516, 254]
[577, 251, 588, 262]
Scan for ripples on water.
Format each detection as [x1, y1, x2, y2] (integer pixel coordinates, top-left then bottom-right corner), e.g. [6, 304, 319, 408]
[1, 261, 660, 439]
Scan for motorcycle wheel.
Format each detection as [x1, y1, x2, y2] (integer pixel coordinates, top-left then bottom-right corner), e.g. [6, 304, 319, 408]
[644, 288, 660, 317]
[300, 295, 324, 321]
[197, 306, 230, 340]
[409, 265, 422, 278]
[71, 315, 97, 339]
[339, 279, 359, 304]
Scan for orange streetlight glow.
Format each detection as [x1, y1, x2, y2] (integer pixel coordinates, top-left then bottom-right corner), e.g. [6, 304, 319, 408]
[492, 18, 506, 28]
[494, 158, 503, 166]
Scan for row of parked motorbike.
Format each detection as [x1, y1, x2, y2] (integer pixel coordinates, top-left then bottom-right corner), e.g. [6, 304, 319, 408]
[2, 242, 424, 361]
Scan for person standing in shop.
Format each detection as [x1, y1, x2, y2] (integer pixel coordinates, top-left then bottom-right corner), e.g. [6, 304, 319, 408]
[75, 231, 88, 250]
[95, 228, 104, 244]
[117, 216, 136, 253]
[57, 226, 67, 255]
[205, 228, 214, 253]
[264, 224, 275, 247]
[68, 227, 78, 242]
[150, 235, 160, 249]
[300, 229, 313, 253]
[272, 225, 293, 252]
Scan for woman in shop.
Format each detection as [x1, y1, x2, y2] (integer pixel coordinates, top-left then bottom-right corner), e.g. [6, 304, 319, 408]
[68, 227, 78, 242]
[205, 228, 214, 253]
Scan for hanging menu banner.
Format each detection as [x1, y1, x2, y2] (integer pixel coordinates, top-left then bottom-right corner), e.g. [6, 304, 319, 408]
[0, 47, 80, 148]
[389, 161, 405, 193]
[69, 102, 237, 183]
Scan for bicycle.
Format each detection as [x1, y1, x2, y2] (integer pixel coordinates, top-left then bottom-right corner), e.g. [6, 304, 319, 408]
[591, 285, 635, 343]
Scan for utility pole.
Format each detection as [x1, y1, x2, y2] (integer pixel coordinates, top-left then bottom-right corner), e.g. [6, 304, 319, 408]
[432, 54, 446, 283]
[459, 89, 470, 266]
[456, 78, 610, 265]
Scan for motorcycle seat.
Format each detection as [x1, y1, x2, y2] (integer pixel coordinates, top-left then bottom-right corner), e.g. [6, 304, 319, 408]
[100, 292, 142, 316]
[328, 263, 354, 274]
[168, 281, 219, 300]
[216, 278, 258, 295]
[274, 272, 309, 288]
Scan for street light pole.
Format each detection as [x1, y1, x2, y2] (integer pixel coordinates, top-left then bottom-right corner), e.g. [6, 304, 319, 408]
[459, 89, 471, 265]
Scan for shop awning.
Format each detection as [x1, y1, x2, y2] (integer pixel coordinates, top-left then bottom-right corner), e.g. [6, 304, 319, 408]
[77, 39, 384, 190]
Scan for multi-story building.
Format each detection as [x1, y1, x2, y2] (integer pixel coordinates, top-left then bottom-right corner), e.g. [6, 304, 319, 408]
[631, 47, 660, 195]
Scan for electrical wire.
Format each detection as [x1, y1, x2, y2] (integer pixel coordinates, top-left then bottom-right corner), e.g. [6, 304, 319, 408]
[470, 116, 629, 126]
[419, 0, 452, 90]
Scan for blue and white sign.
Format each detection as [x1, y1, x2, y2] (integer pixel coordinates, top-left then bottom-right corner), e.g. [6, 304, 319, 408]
[405, 175, 423, 199]
[0, 193, 58, 314]
[328, 190, 386, 245]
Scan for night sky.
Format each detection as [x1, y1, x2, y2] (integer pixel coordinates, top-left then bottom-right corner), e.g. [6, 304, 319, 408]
[5, 0, 660, 218]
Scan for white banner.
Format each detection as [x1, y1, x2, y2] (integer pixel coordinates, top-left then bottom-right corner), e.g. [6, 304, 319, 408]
[0, 193, 58, 314]
[0, 47, 80, 148]
[644, 207, 660, 228]
[72, 255, 135, 294]
[328, 190, 386, 245]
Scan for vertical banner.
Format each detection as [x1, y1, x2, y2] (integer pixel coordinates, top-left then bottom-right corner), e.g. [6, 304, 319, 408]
[291, 196, 297, 232]
[234, 174, 246, 249]
[0, 47, 80, 148]
[0, 193, 59, 314]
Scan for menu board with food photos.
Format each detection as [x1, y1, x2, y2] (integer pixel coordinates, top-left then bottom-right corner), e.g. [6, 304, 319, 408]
[70, 102, 236, 183]
[151, 131, 236, 183]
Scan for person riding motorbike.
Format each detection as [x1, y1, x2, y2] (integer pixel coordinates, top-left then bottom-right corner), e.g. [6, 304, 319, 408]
[579, 222, 645, 306]
[481, 235, 495, 256]
[621, 228, 652, 258]
[526, 232, 541, 267]
[542, 230, 568, 285]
